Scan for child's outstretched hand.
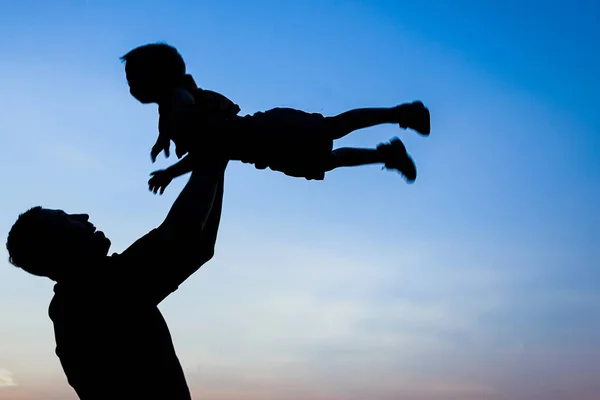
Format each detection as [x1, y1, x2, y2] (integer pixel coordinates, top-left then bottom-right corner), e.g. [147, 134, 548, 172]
[148, 169, 174, 195]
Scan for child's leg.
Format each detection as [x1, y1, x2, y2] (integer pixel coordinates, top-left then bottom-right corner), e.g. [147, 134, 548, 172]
[325, 148, 381, 168]
[325, 101, 430, 140]
[324, 138, 417, 182]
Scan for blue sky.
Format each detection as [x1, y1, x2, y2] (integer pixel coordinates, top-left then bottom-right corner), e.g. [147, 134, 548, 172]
[0, 1, 598, 399]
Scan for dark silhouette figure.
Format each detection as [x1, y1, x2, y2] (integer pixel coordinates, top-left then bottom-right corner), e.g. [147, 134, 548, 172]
[6, 158, 228, 399]
[120, 43, 431, 195]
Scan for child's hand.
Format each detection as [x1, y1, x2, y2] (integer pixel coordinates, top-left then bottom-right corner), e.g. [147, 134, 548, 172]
[151, 136, 171, 163]
[148, 169, 174, 195]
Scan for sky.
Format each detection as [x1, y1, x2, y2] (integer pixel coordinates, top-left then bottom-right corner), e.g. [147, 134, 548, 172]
[0, 0, 598, 399]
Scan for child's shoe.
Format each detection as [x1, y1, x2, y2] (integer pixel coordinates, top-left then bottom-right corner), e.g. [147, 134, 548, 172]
[377, 137, 417, 183]
[397, 101, 430, 136]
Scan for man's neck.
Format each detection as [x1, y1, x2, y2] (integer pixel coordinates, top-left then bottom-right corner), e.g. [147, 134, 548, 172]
[53, 255, 110, 285]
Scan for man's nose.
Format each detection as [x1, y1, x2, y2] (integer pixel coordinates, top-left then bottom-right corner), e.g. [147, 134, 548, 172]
[72, 214, 89, 222]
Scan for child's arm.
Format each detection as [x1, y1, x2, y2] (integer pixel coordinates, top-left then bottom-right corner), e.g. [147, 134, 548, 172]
[151, 131, 171, 163]
[167, 154, 195, 178]
[148, 155, 195, 195]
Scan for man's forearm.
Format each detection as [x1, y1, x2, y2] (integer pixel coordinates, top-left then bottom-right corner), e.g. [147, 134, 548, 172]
[195, 173, 224, 258]
[159, 157, 227, 242]
[160, 173, 225, 298]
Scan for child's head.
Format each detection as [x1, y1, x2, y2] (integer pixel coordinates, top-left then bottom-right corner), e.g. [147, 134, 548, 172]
[121, 43, 187, 104]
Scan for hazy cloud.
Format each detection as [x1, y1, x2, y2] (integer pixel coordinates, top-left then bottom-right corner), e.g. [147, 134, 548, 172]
[0, 369, 17, 387]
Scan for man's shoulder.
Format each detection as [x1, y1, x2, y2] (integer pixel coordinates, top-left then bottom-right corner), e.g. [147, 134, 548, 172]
[117, 228, 161, 254]
[110, 228, 181, 279]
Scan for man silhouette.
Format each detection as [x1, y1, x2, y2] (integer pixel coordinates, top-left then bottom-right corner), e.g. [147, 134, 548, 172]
[5, 158, 228, 399]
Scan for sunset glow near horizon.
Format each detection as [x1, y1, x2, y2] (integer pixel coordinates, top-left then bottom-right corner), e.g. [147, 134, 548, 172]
[0, 1, 599, 399]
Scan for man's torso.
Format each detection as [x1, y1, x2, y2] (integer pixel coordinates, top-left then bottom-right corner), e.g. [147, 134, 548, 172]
[48, 259, 191, 399]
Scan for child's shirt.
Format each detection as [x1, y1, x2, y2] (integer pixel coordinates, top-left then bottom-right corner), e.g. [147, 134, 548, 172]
[193, 88, 241, 119]
[157, 88, 241, 158]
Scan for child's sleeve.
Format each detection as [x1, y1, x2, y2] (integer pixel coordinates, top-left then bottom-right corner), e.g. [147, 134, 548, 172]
[200, 90, 241, 117]
[171, 105, 227, 158]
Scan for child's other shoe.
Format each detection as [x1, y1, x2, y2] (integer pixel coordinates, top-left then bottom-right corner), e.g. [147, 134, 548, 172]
[398, 101, 430, 136]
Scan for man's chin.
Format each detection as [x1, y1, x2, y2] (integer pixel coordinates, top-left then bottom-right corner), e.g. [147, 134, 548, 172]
[94, 231, 111, 255]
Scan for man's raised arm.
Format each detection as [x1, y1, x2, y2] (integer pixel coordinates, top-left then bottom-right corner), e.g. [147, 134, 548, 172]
[115, 157, 228, 304]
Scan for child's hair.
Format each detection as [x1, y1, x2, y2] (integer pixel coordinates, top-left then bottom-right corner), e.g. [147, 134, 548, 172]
[120, 42, 186, 84]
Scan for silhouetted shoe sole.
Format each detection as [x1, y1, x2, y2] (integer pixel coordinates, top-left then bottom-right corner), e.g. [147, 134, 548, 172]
[399, 101, 430, 136]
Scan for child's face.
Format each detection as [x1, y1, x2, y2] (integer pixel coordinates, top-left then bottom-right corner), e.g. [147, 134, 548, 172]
[125, 64, 168, 104]
[126, 71, 157, 104]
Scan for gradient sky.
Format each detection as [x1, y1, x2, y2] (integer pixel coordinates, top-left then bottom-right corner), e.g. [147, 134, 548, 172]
[0, 1, 599, 399]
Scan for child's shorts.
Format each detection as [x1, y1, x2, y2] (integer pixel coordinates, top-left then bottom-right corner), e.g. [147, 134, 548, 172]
[231, 108, 334, 180]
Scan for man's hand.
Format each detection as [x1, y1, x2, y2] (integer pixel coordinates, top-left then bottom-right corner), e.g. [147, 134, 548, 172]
[149, 169, 174, 195]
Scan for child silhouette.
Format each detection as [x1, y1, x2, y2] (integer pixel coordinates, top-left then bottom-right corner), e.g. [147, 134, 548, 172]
[121, 43, 430, 194]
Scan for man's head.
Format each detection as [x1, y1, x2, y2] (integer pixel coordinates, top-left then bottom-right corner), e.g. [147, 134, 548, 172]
[121, 42, 187, 104]
[6, 207, 111, 281]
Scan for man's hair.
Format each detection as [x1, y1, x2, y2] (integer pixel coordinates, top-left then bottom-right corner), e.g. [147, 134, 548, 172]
[120, 42, 186, 81]
[6, 206, 54, 277]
